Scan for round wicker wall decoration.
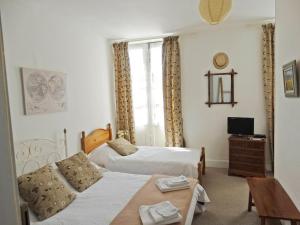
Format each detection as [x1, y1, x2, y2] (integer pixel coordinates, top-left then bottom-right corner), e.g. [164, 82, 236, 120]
[213, 52, 229, 70]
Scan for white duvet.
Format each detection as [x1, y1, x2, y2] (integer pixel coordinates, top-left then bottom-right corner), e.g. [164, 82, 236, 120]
[89, 145, 201, 178]
[31, 171, 209, 225]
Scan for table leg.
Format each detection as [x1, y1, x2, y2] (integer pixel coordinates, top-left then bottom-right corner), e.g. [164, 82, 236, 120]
[261, 217, 266, 225]
[248, 192, 252, 212]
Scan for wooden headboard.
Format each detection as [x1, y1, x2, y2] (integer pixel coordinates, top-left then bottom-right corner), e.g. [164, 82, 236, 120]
[81, 123, 112, 154]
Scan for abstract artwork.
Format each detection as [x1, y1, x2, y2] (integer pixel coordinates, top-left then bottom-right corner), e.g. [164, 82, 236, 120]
[21, 68, 67, 115]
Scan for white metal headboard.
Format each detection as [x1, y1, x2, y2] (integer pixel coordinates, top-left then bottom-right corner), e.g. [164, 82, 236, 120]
[15, 129, 68, 176]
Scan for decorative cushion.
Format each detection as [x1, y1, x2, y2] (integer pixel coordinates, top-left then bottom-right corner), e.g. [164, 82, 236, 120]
[17, 165, 76, 221]
[107, 137, 138, 156]
[56, 152, 102, 192]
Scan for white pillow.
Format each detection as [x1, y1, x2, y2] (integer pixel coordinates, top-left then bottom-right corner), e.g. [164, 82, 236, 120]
[88, 144, 120, 167]
[89, 161, 110, 173]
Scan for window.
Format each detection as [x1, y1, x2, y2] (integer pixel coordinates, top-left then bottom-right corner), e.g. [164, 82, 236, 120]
[129, 41, 165, 146]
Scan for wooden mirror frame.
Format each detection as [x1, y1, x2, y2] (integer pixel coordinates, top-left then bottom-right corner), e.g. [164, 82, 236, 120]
[205, 69, 238, 107]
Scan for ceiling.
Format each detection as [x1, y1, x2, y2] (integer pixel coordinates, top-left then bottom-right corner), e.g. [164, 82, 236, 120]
[5, 0, 275, 39]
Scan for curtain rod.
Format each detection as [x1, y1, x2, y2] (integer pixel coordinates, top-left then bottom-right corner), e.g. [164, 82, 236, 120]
[110, 33, 176, 44]
[128, 39, 163, 45]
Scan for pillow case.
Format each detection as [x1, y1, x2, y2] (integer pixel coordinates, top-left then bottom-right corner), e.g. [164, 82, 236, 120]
[18, 163, 77, 223]
[51, 163, 79, 193]
[17, 164, 76, 221]
[56, 152, 102, 192]
[107, 137, 138, 156]
[88, 143, 121, 167]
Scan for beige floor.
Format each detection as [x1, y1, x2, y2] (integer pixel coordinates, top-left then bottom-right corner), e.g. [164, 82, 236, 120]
[192, 168, 281, 225]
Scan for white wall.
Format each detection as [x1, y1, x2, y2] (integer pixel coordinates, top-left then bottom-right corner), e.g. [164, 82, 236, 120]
[0, 14, 21, 225]
[275, 0, 300, 209]
[180, 25, 267, 168]
[1, 1, 114, 156]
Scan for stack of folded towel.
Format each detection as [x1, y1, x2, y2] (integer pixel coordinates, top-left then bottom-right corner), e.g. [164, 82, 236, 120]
[156, 175, 190, 192]
[139, 201, 182, 225]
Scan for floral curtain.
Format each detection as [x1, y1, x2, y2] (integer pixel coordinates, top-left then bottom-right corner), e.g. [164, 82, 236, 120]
[262, 23, 275, 171]
[113, 42, 136, 144]
[162, 36, 184, 147]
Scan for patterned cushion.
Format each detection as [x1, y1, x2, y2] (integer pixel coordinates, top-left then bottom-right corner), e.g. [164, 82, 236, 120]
[56, 152, 102, 192]
[17, 165, 76, 221]
[107, 137, 138, 156]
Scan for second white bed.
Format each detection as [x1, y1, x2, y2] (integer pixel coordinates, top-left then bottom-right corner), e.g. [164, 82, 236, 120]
[89, 144, 201, 179]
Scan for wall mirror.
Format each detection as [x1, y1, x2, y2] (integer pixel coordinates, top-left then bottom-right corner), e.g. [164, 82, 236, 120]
[205, 69, 237, 107]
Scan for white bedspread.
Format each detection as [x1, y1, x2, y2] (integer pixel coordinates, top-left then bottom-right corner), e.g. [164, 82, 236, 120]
[30, 171, 209, 225]
[89, 145, 201, 178]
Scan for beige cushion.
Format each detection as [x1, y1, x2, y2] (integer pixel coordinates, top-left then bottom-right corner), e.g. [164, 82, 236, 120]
[17, 165, 76, 221]
[56, 152, 102, 192]
[107, 137, 138, 156]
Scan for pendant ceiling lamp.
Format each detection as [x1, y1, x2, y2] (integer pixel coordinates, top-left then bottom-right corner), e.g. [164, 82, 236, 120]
[199, 0, 232, 25]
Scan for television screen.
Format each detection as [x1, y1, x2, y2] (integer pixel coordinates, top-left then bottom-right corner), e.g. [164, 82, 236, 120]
[227, 117, 254, 135]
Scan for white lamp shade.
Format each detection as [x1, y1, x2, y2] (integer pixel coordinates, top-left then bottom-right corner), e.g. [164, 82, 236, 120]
[199, 0, 232, 25]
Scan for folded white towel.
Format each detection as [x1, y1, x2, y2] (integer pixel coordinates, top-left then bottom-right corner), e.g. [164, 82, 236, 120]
[166, 179, 189, 187]
[139, 202, 182, 225]
[156, 177, 190, 193]
[166, 175, 188, 184]
[148, 201, 179, 223]
[159, 175, 189, 187]
[154, 201, 179, 218]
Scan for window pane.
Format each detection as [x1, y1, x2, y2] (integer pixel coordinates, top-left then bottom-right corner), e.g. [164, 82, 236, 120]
[129, 45, 148, 126]
[150, 43, 164, 129]
[129, 42, 165, 146]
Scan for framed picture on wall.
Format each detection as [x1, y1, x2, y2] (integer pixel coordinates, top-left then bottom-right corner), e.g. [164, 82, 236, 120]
[282, 60, 298, 97]
[21, 68, 67, 115]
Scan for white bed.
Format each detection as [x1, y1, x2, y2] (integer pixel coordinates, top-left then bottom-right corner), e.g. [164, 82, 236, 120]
[81, 124, 206, 183]
[15, 131, 210, 225]
[30, 171, 209, 225]
[89, 144, 201, 179]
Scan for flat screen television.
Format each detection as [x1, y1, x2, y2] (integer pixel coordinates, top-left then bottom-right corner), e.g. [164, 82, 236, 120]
[227, 117, 254, 136]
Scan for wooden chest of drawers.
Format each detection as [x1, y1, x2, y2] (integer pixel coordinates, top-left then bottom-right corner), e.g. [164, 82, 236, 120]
[228, 135, 266, 177]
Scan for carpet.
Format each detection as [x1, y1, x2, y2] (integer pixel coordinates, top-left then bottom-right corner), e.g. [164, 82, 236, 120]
[192, 168, 281, 225]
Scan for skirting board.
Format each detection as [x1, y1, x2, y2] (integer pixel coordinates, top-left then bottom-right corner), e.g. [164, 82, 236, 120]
[206, 159, 272, 171]
[206, 159, 229, 168]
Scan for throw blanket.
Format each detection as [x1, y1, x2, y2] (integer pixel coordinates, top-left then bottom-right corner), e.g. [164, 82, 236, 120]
[110, 175, 199, 225]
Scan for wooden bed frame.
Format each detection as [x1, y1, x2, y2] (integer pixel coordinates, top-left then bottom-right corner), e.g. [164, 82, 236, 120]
[81, 124, 112, 154]
[81, 123, 206, 184]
